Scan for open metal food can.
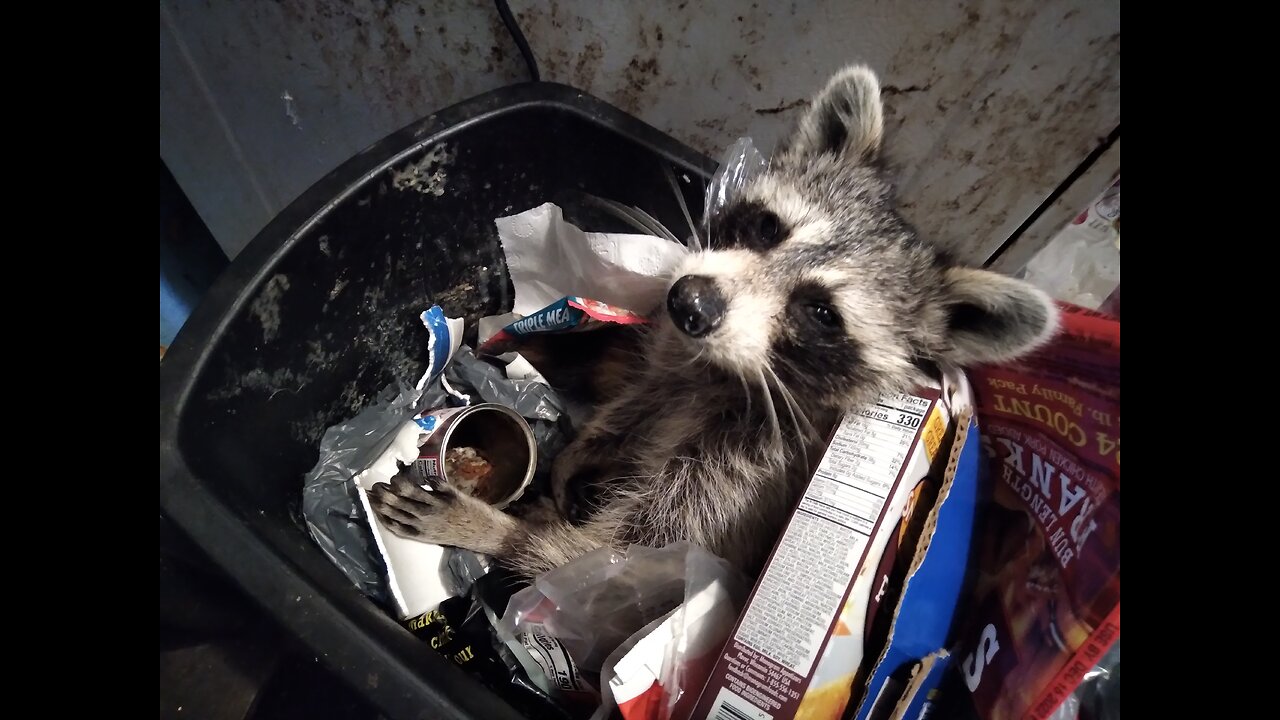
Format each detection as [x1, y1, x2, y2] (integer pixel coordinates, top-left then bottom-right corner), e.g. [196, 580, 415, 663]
[412, 403, 536, 509]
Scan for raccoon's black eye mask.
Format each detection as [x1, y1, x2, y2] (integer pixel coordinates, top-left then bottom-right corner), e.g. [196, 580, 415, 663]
[710, 200, 789, 252]
[805, 303, 840, 328]
[758, 211, 780, 245]
[789, 282, 844, 332]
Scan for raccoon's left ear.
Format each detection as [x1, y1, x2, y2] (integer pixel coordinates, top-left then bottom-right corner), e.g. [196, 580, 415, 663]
[779, 64, 885, 164]
[935, 267, 1060, 366]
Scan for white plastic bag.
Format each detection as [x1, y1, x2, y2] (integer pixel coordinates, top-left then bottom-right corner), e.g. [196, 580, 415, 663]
[1020, 175, 1120, 309]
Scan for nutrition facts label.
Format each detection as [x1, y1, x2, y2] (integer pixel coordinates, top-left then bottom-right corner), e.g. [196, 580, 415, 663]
[734, 392, 935, 677]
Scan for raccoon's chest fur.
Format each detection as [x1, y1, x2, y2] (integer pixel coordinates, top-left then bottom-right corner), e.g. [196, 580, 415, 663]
[561, 343, 840, 575]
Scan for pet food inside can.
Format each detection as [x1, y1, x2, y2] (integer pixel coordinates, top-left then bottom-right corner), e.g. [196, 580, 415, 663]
[443, 446, 494, 496]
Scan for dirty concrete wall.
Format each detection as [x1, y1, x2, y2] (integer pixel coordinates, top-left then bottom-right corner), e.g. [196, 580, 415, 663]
[160, 0, 1119, 264]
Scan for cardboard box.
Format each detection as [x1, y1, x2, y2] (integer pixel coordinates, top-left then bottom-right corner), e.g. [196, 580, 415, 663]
[691, 373, 980, 720]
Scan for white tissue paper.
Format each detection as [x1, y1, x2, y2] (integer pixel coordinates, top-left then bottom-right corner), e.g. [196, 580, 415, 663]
[496, 203, 689, 317]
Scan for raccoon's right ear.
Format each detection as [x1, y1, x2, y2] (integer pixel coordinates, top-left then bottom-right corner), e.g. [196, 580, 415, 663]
[935, 267, 1060, 367]
[778, 65, 885, 164]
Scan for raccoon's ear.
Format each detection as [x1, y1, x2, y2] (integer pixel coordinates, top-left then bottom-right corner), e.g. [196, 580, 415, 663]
[936, 267, 1060, 366]
[780, 65, 885, 163]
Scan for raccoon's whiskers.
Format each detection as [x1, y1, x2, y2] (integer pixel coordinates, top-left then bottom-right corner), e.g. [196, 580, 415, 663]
[765, 365, 817, 443]
[763, 366, 816, 476]
[664, 163, 701, 252]
[670, 345, 709, 372]
[755, 368, 782, 447]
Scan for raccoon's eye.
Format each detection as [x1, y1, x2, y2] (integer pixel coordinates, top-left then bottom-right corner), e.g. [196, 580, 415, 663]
[758, 212, 780, 244]
[805, 303, 841, 328]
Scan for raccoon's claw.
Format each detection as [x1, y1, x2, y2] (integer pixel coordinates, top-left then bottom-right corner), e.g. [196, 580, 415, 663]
[390, 472, 453, 503]
[368, 473, 459, 543]
[368, 472, 516, 556]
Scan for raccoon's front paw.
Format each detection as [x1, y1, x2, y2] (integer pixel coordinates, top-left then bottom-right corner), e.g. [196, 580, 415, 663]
[368, 473, 514, 555]
[368, 474, 465, 544]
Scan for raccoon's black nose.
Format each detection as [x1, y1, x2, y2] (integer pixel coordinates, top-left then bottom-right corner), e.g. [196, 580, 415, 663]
[668, 275, 726, 338]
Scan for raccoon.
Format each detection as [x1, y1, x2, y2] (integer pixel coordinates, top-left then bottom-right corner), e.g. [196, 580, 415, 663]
[370, 65, 1058, 579]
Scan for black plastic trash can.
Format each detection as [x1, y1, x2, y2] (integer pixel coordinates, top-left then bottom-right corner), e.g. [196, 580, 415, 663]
[159, 83, 714, 720]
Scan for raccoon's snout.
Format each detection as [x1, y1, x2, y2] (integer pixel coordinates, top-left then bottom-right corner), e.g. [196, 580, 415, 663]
[667, 275, 725, 338]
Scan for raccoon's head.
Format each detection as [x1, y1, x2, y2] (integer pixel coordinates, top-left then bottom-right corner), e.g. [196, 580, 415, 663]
[665, 65, 1058, 410]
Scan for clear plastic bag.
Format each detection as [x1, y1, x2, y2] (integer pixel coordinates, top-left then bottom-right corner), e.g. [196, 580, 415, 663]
[594, 565, 746, 720]
[497, 542, 747, 718]
[699, 137, 767, 246]
[1044, 641, 1120, 720]
[1020, 175, 1120, 310]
